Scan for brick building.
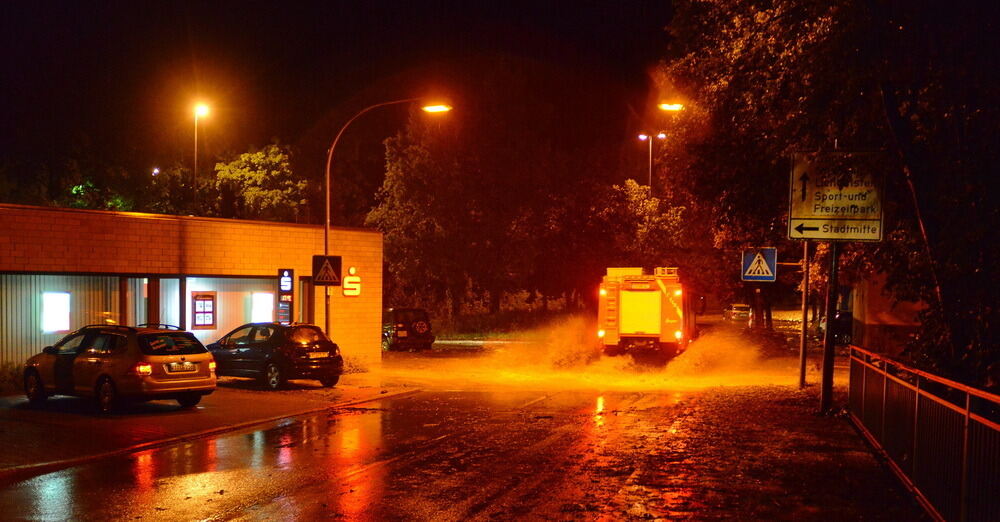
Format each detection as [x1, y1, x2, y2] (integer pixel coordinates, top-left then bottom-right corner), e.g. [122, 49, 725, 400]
[0, 204, 382, 368]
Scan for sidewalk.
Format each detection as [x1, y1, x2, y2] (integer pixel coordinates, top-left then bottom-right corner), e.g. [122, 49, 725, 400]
[0, 373, 417, 484]
[618, 383, 930, 520]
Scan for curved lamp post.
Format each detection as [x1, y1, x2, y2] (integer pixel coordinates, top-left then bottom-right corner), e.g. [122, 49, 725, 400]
[322, 98, 451, 335]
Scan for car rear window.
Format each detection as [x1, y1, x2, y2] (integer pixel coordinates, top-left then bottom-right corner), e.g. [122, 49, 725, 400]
[734, 305, 750, 311]
[138, 333, 207, 355]
[287, 326, 330, 344]
[394, 309, 429, 324]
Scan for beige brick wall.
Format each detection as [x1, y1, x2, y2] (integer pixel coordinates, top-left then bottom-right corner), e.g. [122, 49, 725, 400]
[0, 204, 383, 368]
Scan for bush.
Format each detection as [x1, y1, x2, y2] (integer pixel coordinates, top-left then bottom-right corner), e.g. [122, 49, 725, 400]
[438, 310, 582, 339]
[0, 362, 22, 395]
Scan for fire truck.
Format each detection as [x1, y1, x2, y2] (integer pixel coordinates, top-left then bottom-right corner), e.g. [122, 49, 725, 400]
[597, 267, 697, 358]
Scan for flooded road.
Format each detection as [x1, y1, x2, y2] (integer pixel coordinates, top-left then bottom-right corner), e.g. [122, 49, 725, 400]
[0, 389, 704, 520]
[0, 321, 919, 520]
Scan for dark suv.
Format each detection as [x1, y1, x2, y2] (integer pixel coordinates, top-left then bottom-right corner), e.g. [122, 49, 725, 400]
[382, 308, 435, 351]
[207, 323, 343, 390]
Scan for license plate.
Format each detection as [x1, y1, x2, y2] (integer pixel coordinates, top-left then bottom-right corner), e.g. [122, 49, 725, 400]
[397, 331, 408, 338]
[168, 362, 196, 372]
[308, 352, 328, 359]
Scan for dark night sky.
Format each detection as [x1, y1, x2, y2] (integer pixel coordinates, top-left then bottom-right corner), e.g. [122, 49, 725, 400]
[1, 1, 672, 173]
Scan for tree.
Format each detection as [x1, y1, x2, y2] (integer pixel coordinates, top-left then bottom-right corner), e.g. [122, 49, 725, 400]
[214, 144, 308, 222]
[369, 54, 633, 317]
[657, 0, 1000, 382]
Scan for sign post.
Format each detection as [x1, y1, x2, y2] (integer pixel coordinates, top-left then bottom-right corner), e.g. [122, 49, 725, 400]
[276, 269, 294, 325]
[788, 152, 883, 411]
[312, 255, 342, 336]
[741, 248, 777, 282]
[799, 241, 810, 388]
[742, 247, 776, 330]
[788, 153, 883, 242]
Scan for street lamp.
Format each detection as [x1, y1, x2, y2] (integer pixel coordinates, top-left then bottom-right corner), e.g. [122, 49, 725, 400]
[322, 98, 450, 336]
[193, 103, 210, 186]
[637, 132, 667, 187]
[637, 103, 684, 190]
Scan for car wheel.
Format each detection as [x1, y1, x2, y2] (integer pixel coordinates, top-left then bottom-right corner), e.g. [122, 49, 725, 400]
[319, 375, 340, 387]
[23, 370, 47, 405]
[96, 378, 118, 414]
[262, 362, 285, 390]
[177, 393, 202, 408]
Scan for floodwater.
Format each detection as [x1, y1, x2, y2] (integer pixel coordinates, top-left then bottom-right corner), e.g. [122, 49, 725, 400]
[381, 316, 818, 392]
[0, 318, 908, 521]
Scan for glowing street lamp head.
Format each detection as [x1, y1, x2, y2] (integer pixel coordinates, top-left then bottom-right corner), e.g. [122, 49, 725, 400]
[658, 103, 684, 112]
[638, 133, 649, 141]
[656, 132, 667, 139]
[421, 104, 452, 113]
[194, 104, 210, 118]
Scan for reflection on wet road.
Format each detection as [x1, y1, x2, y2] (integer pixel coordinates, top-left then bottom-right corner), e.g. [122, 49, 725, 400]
[0, 389, 699, 520]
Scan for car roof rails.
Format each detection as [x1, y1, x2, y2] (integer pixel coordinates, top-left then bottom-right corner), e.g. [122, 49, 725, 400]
[78, 324, 137, 332]
[136, 323, 182, 331]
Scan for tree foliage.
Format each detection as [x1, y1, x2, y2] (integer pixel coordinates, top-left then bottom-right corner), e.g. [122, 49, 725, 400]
[657, 0, 1000, 382]
[368, 55, 697, 317]
[214, 144, 308, 222]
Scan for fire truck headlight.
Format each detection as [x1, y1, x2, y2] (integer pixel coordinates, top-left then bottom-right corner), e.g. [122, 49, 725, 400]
[597, 329, 606, 338]
[674, 330, 683, 340]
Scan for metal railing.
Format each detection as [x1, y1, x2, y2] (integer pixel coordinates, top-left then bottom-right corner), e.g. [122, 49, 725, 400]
[849, 345, 1000, 521]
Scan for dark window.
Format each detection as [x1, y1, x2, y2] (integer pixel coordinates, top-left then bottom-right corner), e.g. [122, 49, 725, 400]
[87, 333, 123, 355]
[228, 326, 254, 346]
[56, 333, 87, 355]
[393, 309, 429, 324]
[287, 326, 329, 344]
[138, 332, 207, 355]
[252, 325, 276, 343]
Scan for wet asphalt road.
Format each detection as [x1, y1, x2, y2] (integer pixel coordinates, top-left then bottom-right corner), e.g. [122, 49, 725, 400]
[0, 321, 923, 520]
[0, 388, 700, 520]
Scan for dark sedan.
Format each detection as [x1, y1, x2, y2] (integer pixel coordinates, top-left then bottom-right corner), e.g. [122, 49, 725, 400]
[207, 323, 343, 390]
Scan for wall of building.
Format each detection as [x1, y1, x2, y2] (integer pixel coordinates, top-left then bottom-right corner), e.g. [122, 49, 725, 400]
[0, 204, 383, 369]
[851, 273, 926, 357]
[0, 274, 121, 364]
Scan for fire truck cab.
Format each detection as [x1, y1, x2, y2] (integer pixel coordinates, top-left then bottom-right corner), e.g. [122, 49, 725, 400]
[598, 267, 697, 358]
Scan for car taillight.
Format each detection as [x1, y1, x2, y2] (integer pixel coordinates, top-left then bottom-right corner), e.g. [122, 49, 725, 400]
[135, 363, 153, 376]
[208, 361, 216, 373]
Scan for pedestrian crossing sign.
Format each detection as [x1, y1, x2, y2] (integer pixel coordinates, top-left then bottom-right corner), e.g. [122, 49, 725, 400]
[312, 255, 342, 286]
[742, 248, 777, 282]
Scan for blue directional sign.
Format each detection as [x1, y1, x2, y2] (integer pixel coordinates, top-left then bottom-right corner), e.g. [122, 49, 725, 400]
[742, 248, 777, 282]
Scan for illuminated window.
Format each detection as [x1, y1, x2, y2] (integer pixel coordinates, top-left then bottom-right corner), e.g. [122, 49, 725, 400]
[191, 292, 217, 329]
[251, 293, 274, 322]
[42, 292, 71, 333]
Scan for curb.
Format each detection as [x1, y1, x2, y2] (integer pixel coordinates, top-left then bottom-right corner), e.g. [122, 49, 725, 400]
[434, 339, 533, 346]
[0, 387, 421, 485]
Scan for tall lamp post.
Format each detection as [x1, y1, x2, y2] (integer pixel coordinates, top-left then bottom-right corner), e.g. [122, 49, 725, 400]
[637, 132, 666, 187]
[322, 98, 451, 336]
[193, 103, 210, 189]
[637, 102, 684, 191]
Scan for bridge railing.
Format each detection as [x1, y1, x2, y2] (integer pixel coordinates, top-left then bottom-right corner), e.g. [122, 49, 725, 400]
[849, 345, 1000, 522]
